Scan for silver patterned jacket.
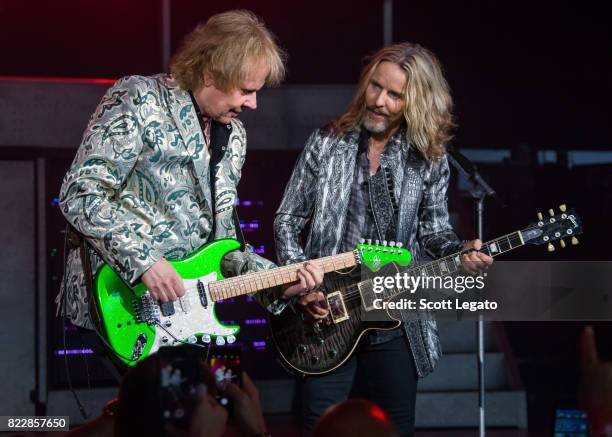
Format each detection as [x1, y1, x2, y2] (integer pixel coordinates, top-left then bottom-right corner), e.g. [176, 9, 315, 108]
[274, 125, 463, 377]
[58, 74, 285, 329]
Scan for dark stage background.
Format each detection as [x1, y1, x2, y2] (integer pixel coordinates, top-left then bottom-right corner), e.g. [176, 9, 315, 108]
[1, 0, 610, 149]
[0, 0, 611, 433]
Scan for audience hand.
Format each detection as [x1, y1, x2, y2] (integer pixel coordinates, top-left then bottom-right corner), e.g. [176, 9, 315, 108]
[579, 325, 612, 435]
[225, 372, 268, 437]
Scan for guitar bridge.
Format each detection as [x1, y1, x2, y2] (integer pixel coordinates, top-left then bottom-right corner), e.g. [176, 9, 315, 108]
[326, 291, 349, 324]
[133, 294, 160, 325]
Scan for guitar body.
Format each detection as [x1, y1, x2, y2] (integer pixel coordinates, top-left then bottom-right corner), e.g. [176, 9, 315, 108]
[269, 265, 402, 376]
[94, 239, 241, 366]
[269, 296, 400, 376]
[269, 207, 583, 375]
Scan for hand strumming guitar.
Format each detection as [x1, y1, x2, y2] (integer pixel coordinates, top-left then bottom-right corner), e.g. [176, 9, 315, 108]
[142, 258, 186, 302]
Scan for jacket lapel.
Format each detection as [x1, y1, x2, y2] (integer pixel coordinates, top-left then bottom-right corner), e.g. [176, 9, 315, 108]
[317, 129, 360, 254]
[163, 76, 213, 210]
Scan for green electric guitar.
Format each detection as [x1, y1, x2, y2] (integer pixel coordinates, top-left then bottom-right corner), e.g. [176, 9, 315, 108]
[94, 238, 412, 366]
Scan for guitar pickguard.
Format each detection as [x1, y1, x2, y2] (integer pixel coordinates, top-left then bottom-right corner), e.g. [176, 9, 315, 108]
[148, 272, 239, 353]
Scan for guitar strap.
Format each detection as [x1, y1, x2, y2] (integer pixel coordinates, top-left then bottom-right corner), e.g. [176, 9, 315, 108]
[188, 90, 245, 249]
[66, 225, 103, 333]
[367, 165, 399, 243]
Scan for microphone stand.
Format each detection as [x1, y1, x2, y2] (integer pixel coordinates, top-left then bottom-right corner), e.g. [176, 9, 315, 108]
[446, 146, 505, 437]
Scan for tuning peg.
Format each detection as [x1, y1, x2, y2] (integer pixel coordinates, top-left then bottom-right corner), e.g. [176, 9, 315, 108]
[537, 212, 543, 221]
[548, 209, 555, 217]
[375, 239, 380, 246]
[559, 204, 567, 212]
[547, 243, 555, 252]
[367, 239, 372, 245]
[359, 238, 365, 244]
[560, 239, 566, 249]
[571, 236, 579, 245]
[382, 240, 388, 246]
[389, 241, 396, 247]
[397, 242, 403, 248]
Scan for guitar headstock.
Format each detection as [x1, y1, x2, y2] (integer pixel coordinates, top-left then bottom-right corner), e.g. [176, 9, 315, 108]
[356, 240, 412, 271]
[521, 205, 583, 251]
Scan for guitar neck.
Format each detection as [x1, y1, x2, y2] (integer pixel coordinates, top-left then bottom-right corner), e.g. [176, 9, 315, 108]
[209, 251, 358, 302]
[210, 229, 526, 302]
[383, 230, 526, 299]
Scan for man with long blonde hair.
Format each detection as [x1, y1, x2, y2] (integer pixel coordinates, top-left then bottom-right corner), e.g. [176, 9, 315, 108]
[275, 42, 492, 434]
[58, 10, 321, 350]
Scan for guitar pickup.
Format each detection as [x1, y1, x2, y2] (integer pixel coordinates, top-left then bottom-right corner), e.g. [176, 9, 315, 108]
[197, 280, 208, 308]
[326, 291, 349, 324]
[160, 301, 175, 317]
[178, 295, 191, 313]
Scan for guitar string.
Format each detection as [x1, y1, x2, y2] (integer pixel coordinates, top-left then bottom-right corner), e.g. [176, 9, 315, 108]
[156, 227, 520, 306]
[337, 230, 526, 303]
[146, 220, 567, 310]
[147, 251, 358, 305]
[125, 223, 571, 364]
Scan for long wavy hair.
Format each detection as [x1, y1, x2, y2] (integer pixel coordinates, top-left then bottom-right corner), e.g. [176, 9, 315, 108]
[334, 43, 455, 161]
[170, 10, 286, 92]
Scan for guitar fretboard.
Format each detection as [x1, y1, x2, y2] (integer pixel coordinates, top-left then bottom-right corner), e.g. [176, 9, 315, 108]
[378, 230, 525, 300]
[208, 251, 358, 301]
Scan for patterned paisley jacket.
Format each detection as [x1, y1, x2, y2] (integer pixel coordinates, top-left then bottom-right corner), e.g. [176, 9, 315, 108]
[274, 126, 463, 377]
[58, 74, 285, 329]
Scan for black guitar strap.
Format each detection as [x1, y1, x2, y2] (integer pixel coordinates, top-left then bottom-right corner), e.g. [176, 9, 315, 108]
[367, 165, 399, 243]
[66, 225, 103, 333]
[188, 90, 245, 249]
[232, 206, 246, 250]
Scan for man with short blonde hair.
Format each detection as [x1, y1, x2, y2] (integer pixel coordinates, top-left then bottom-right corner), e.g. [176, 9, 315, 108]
[59, 10, 319, 333]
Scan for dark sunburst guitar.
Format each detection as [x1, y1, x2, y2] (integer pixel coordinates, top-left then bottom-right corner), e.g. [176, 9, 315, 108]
[269, 206, 583, 376]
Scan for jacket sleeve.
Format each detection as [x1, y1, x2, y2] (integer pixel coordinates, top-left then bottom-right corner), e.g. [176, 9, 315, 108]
[274, 129, 323, 266]
[221, 245, 289, 315]
[59, 76, 165, 285]
[417, 154, 464, 258]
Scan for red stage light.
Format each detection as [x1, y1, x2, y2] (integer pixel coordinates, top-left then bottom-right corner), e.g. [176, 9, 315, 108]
[0, 76, 116, 85]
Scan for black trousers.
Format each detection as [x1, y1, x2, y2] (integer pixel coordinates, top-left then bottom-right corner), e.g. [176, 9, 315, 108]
[299, 334, 418, 436]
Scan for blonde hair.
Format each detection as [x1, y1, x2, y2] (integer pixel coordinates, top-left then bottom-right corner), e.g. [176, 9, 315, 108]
[170, 10, 286, 92]
[334, 42, 455, 161]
